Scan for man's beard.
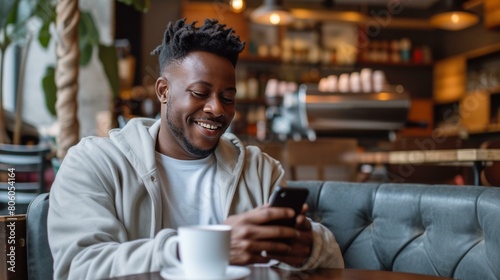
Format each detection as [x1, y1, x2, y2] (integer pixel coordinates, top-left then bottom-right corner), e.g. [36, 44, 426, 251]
[166, 99, 217, 158]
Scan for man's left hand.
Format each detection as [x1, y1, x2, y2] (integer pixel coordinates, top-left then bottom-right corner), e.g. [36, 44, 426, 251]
[268, 207, 313, 267]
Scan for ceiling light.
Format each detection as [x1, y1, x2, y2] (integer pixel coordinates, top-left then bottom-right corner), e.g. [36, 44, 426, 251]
[250, 0, 294, 26]
[430, 0, 479, 31]
[229, 0, 245, 13]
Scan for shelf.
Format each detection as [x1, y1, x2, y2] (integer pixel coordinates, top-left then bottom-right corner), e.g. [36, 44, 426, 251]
[466, 124, 500, 135]
[239, 56, 433, 69]
[487, 86, 500, 95]
[356, 61, 433, 68]
[486, 123, 500, 132]
[239, 55, 282, 63]
[438, 124, 500, 137]
[465, 86, 500, 96]
[235, 97, 266, 105]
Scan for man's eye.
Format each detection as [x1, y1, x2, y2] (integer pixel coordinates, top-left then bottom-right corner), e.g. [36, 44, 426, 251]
[189, 90, 206, 97]
[221, 97, 234, 104]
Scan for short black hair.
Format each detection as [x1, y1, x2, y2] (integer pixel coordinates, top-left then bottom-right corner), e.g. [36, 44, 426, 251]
[151, 18, 245, 72]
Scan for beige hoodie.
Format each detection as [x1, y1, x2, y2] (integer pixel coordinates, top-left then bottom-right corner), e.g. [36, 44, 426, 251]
[48, 118, 343, 279]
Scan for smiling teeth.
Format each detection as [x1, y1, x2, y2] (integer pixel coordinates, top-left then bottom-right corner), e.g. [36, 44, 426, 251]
[197, 122, 218, 130]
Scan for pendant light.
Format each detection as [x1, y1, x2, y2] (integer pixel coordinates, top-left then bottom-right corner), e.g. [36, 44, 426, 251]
[250, 0, 294, 26]
[430, 0, 479, 31]
[229, 0, 246, 13]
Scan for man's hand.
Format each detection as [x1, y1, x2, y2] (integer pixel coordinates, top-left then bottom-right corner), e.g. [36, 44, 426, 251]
[223, 204, 313, 267]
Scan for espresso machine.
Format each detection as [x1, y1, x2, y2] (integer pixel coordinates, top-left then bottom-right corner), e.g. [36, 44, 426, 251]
[269, 83, 411, 141]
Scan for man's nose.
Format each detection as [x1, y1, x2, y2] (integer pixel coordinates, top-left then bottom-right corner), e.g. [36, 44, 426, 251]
[203, 96, 224, 117]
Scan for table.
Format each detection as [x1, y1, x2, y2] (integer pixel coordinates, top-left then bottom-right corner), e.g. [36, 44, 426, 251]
[356, 148, 500, 185]
[107, 267, 455, 280]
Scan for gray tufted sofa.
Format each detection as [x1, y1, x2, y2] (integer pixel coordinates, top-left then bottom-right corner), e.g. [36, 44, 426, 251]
[28, 182, 500, 280]
[287, 181, 500, 280]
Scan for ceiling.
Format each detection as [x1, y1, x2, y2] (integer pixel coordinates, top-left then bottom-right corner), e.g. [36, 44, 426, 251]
[288, 0, 441, 10]
[335, 0, 439, 8]
[191, 0, 479, 14]
[283, 0, 479, 17]
[247, 0, 483, 29]
[189, 0, 483, 28]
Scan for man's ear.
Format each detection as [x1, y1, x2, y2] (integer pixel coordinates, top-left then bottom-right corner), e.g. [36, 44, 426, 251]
[155, 77, 169, 104]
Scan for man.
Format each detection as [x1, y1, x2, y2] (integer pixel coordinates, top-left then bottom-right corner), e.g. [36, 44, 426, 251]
[48, 18, 344, 279]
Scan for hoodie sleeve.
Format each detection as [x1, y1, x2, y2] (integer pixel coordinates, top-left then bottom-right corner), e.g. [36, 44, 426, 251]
[47, 138, 175, 279]
[277, 219, 345, 271]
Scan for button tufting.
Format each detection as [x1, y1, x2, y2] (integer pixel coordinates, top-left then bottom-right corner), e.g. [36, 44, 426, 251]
[151, 176, 156, 182]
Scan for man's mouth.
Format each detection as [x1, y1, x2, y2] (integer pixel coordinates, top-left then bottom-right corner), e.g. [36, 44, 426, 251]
[196, 121, 221, 131]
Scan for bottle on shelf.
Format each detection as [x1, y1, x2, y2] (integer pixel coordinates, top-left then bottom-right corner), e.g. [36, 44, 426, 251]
[400, 38, 412, 63]
[246, 73, 259, 100]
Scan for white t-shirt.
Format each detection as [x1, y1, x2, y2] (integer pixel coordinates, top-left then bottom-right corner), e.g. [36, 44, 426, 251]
[155, 152, 223, 229]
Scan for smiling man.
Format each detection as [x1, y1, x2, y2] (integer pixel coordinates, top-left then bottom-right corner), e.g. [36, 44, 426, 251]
[48, 19, 343, 279]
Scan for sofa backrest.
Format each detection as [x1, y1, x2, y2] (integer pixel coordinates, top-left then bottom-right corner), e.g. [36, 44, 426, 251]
[26, 192, 53, 280]
[287, 181, 500, 280]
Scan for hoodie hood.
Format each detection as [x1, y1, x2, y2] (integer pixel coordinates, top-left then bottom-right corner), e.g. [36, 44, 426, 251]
[108, 118, 246, 182]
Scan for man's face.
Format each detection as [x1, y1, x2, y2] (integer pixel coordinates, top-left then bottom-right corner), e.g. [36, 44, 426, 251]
[155, 51, 237, 159]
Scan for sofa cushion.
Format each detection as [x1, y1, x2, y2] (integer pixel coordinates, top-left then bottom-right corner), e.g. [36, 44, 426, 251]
[287, 181, 500, 280]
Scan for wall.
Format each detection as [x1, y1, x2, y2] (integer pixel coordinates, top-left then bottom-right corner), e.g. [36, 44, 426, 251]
[140, 0, 181, 86]
[438, 21, 500, 58]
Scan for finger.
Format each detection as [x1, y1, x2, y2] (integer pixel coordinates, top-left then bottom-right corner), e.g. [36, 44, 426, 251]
[300, 203, 309, 214]
[253, 240, 292, 263]
[295, 214, 312, 231]
[229, 239, 291, 265]
[233, 224, 300, 243]
[269, 241, 312, 267]
[290, 227, 313, 249]
[235, 238, 292, 255]
[260, 239, 292, 255]
[230, 249, 270, 265]
[225, 207, 296, 227]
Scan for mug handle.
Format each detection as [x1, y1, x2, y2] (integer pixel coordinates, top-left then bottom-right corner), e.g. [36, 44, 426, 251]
[164, 236, 182, 269]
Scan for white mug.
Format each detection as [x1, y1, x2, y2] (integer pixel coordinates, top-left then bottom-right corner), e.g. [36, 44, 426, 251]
[164, 225, 232, 278]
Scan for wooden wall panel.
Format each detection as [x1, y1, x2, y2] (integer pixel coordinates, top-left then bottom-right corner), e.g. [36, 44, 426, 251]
[398, 98, 434, 137]
[460, 90, 490, 132]
[433, 56, 466, 104]
[484, 0, 500, 30]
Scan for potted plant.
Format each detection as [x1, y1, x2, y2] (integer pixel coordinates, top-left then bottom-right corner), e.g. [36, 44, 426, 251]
[0, 0, 148, 150]
[0, 0, 48, 144]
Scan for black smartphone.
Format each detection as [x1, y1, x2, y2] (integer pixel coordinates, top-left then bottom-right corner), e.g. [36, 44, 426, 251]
[266, 186, 309, 227]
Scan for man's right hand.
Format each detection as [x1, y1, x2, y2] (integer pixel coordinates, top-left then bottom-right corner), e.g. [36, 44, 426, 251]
[223, 205, 302, 265]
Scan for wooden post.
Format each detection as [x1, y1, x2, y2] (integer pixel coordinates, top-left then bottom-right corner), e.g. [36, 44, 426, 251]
[55, 0, 80, 159]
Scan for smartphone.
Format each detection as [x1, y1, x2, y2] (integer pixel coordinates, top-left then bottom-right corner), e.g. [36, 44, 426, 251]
[266, 186, 309, 227]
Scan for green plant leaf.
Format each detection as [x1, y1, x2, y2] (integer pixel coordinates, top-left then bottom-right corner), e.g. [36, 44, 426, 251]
[33, 0, 56, 49]
[0, 0, 18, 30]
[38, 19, 51, 49]
[133, 0, 150, 13]
[5, 0, 20, 26]
[78, 11, 100, 66]
[33, 0, 56, 23]
[117, 0, 150, 13]
[79, 11, 100, 45]
[118, 0, 133, 5]
[98, 44, 120, 98]
[41, 66, 57, 116]
[0, 0, 19, 49]
[80, 42, 93, 66]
